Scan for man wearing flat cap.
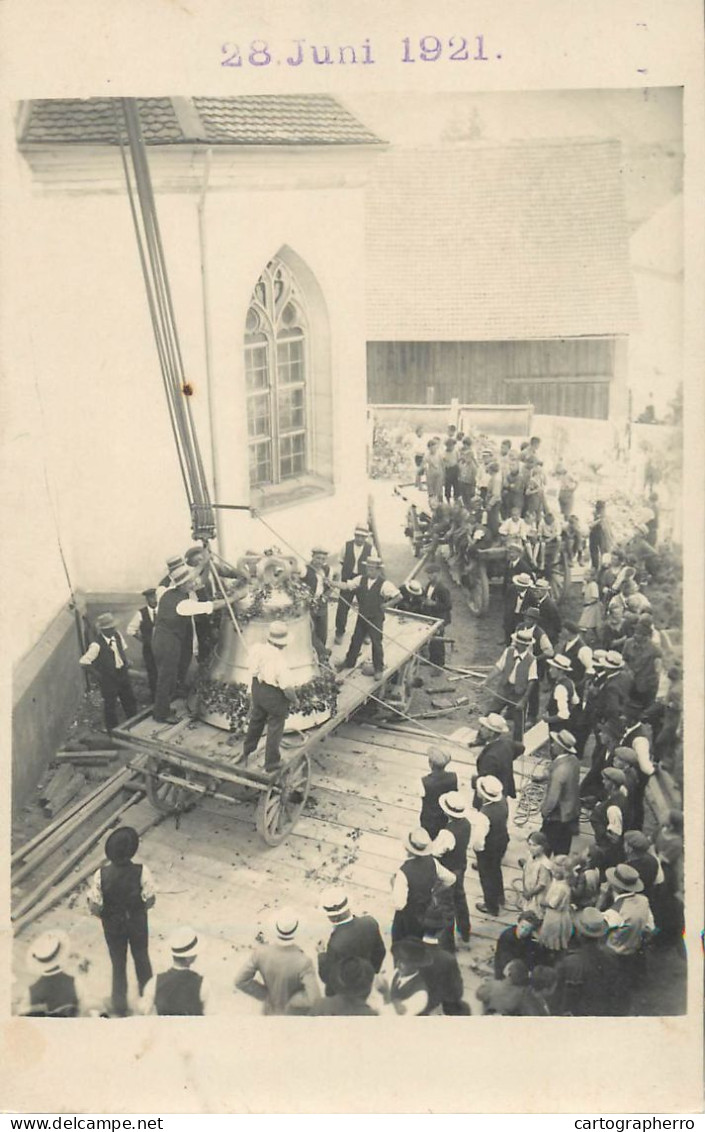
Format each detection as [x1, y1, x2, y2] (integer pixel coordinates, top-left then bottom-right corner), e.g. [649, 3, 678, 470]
[303, 546, 333, 660]
[126, 588, 159, 699]
[79, 612, 137, 732]
[87, 826, 156, 1017]
[141, 926, 210, 1015]
[539, 730, 581, 856]
[317, 887, 386, 997]
[589, 767, 629, 870]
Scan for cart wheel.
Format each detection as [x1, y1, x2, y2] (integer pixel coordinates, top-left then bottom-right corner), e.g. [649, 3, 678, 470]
[464, 564, 490, 617]
[256, 753, 311, 845]
[550, 548, 573, 605]
[145, 762, 193, 814]
[384, 654, 420, 713]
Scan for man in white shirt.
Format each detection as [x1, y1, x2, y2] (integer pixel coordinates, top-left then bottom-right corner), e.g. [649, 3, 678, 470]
[333, 554, 400, 678]
[241, 621, 300, 772]
[126, 588, 159, 699]
[79, 611, 137, 731]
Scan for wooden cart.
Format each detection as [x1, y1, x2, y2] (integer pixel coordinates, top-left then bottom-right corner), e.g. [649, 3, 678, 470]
[112, 609, 443, 846]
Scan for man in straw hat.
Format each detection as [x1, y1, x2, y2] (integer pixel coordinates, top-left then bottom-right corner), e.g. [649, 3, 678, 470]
[333, 552, 400, 679]
[79, 612, 137, 732]
[472, 713, 522, 804]
[391, 828, 455, 944]
[502, 570, 534, 645]
[431, 792, 472, 944]
[599, 864, 654, 997]
[151, 562, 229, 724]
[141, 926, 210, 1015]
[398, 577, 425, 615]
[20, 931, 80, 1017]
[543, 655, 581, 735]
[486, 626, 539, 739]
[552, 908, 623, 1016]
[317, 887, 386, 997]
[87, 826, 156, 1017]
[234, 907, 319, 1015]
[334, 523, 373, 643]
[471, 776, 510, 917]
[241, 620, 300, 772]
[539, 730, 581, 856]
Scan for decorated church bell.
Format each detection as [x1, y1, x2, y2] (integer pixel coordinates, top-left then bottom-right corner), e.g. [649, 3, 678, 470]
[194, 551, 337, 733]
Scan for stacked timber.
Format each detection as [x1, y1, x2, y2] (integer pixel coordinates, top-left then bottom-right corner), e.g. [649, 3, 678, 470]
[38, 765, 87, 818]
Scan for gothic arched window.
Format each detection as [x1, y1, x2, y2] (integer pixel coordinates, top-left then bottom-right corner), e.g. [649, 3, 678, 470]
[244, 259, 308, 488]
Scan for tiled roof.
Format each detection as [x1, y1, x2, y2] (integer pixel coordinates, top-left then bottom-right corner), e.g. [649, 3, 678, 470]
[365, 141, 639, 339]
[20, 98, 184, 145]
[192, 96, 382, 145]
[19, 96, 384, 147]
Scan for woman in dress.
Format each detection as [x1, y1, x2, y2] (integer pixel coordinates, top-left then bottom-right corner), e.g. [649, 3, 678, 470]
[538, 855, 574, 952]
[578, 567, 603, 646]
[519, 831, 553, 919]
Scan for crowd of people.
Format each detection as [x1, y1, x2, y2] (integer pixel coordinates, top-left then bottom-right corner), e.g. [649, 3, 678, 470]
[21, 425, 683, 1018]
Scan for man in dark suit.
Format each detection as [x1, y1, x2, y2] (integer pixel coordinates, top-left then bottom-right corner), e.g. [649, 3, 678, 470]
[539, 730, 581, 855]
[422, 561, 452, 669]
[532, 579, 562, 645]
[303, 547, 332, 660]
[317, 888, 386, 996]
[472, 713, 523, 804]
[503, 572, 534, 645]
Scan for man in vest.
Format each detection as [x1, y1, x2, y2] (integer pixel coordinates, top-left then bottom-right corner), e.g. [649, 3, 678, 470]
[151, 563, 228, 724]
[303, 546, 333, 660]
[242, 621, 301, 772]
[422, 561, 453, 669]
[519, 604, 555, 725]
[317, 887, 386, 996]
[502, 572, 534, 645]
[126, 588, 159, 699]
[487, 627, 539, 739]
[87, 826, 156, 1017]
[79, 612, 137, 732]
[539, 730, 581, 856]
[472, 776, 510, 917]
[141, 926, 210, 1015]
[234, 908, 320, 1015]
[334, 553, 400, 678]
[20, 931, 80, 1017]
[559, 620, 595, 698]
[334, 523, 373, 643]
[618, 703, 656, 829]
[391, 828, 455, 944]
[590, 767, 629, 871]
[543, 655, 581, 735]
[419, 747, 458, 839]
[431, 792, 472, 945]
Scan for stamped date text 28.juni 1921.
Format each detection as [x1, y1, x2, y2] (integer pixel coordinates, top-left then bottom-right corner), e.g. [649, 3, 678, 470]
[220, 36, 495, 68]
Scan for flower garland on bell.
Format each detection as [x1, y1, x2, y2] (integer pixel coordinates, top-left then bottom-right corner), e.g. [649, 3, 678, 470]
[234, 575, 313, 625]
[193, 668, 339, 734]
